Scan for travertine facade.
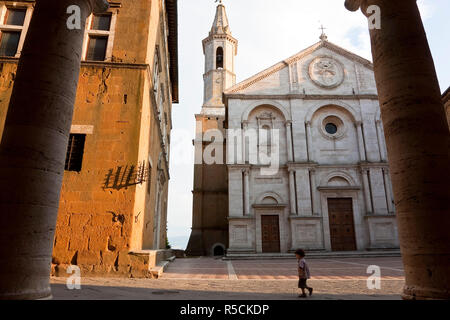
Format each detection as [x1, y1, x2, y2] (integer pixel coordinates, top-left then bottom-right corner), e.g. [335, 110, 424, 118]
[0, 0, 178, 277]
[187, 3, 398, 256]
[224, 36, 399, 253]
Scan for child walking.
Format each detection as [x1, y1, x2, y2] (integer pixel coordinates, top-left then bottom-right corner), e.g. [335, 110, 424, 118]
[295, 249, 313, 298]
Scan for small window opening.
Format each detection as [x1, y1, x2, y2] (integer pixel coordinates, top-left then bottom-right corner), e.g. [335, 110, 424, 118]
[65, 134, 86, 172]
[0, 31, 20, 57]
[216, 47, 224, 69]
[91, 14, 112, 31]
[325, 123, 338, 135]
[86, 36, 108, 61]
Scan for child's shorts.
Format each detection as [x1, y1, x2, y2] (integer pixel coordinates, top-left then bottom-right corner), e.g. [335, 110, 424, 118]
[298, 278, 308, 288]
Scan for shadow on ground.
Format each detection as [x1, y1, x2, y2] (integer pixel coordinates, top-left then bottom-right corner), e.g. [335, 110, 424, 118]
[50, 283, 402, 300]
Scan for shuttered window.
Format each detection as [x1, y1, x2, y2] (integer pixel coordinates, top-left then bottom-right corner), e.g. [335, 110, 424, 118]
[65, 134, 86, 172]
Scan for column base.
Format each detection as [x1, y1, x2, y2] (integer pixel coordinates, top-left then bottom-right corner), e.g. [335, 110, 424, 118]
[0, 290, 52, 300]
[403, 285, 450, 300]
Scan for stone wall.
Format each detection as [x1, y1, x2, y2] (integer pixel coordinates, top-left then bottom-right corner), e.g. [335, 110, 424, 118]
[0, 0, 175, 277]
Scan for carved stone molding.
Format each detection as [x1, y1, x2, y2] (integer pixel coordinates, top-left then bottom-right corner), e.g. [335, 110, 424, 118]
[309, 56, 345, 89]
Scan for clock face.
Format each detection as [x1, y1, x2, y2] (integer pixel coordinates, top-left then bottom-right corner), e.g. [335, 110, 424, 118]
[309, 56, 345, 89]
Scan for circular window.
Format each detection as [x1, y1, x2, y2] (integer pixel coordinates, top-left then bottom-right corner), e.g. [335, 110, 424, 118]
[325, 123, 338, 135]
[320, 115, 345, 140]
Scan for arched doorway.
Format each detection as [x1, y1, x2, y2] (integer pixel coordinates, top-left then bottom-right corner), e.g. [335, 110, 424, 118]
[213, 244, 225, 256]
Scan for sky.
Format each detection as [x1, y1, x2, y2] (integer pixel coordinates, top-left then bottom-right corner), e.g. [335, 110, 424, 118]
[166, 0, 450, 249]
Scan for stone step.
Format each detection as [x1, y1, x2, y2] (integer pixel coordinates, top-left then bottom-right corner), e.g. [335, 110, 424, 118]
[224, 250, 401, 260]
[150, 256, 176, 278]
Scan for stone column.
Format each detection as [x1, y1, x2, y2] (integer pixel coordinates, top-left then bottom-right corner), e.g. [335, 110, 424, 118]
[242, 121, 248, 164]
[309, 169, 319, 215]
[288, 169, 297, 215]
[383, 168, 394, 213]
[345, 0, 450, 299]
[361, 169, 373, 214]
[305, 121, 313, 162]
[243, 168, 250, 216]
[355, 121, 366, 161]
[0, 0, 108, 300]
[285, 120, 293, 162]
[376, 120, 387, 161]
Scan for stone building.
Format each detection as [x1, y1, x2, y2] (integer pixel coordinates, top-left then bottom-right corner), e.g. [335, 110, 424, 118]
[188, 2, 399, 255]
[0, 0, 178, 276]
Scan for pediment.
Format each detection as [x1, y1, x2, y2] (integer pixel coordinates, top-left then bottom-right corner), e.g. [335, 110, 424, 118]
[224, 40, 375, 96]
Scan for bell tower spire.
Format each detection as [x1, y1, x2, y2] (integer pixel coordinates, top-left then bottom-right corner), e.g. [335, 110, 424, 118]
[202, 1, 238, 110]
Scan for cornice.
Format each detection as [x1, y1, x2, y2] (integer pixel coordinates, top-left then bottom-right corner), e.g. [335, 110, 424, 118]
[224, 93, 378, 101]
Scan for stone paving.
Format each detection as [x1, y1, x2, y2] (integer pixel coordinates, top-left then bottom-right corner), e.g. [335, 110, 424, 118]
[50, 257, 405, 300]
[161, 256, 405, 280]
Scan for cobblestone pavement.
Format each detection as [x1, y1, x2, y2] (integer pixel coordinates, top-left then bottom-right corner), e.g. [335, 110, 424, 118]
[51, 257, 405, 300]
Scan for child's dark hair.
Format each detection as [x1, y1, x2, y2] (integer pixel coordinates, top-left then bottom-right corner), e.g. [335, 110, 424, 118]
[295, 249, 306, 257]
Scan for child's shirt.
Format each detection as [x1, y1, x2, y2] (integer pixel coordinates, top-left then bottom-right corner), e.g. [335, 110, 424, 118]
[298, 258, 311, 279]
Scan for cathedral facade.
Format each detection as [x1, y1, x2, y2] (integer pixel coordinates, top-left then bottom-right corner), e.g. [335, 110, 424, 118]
[188, 3, 399, 256]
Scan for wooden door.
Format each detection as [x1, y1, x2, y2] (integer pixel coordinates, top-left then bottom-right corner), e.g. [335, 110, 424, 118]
[261, 215, 281, 253]
[327, 198, 357, 251]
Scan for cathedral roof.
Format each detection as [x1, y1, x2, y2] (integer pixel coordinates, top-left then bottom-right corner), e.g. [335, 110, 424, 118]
[224, 39, 374, 94]
[210, 3, 231, 35]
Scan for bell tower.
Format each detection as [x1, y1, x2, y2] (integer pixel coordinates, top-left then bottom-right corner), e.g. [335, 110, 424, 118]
[202, 1, 237, 109]
[186, 2, 237, 256]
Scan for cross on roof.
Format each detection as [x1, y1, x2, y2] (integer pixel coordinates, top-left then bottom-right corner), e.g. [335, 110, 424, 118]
[319, 24, 328, 41]
[215, 0, 223, 4]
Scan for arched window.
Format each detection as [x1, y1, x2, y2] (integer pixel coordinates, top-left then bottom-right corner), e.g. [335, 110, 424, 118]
[216, 47, 224, 69]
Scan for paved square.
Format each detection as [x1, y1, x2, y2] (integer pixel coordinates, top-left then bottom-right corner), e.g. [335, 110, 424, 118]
[51, 257, 405, 300]
[161, 256, 404, 280]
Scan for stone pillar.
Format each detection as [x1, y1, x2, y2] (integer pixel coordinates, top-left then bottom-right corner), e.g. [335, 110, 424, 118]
[243, 168, 250, 216]
[345, 0, 450, 299]
[383, 168, 394, 213]
[305, 121, 313, 162]
[242, 121, 248, 164]
[355, 121, 366, 162]
[376, 120, 387, 161]
[0, 0, 108, 300]
[361, 169, 373, 214]
[309, 169, 319, 215]
[288, 169, 297, 215]
[285, 121, 293, 162]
